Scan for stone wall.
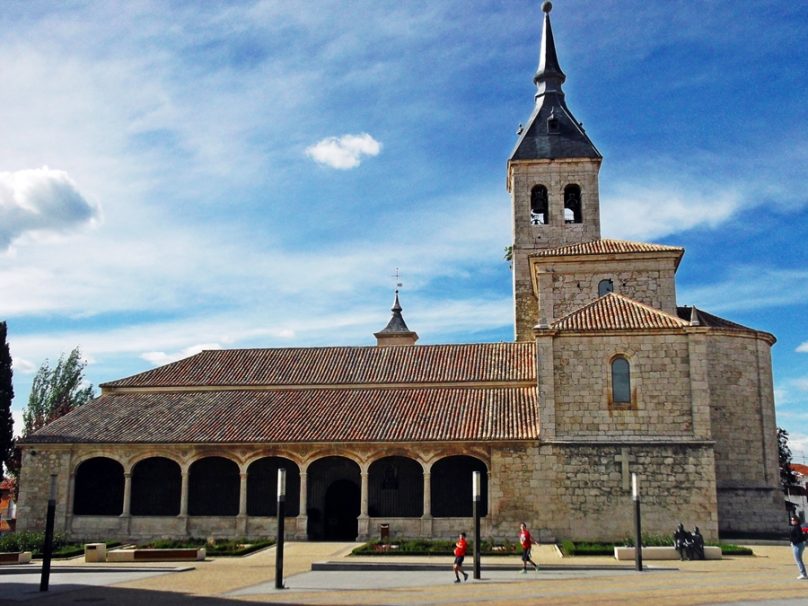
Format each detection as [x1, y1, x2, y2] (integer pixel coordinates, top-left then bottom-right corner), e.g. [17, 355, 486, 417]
[535, 258, 679, 323]
[550, 334, 693, 439]
[509, 158, 602, 340]
[706, 332, 784, 532]
[17, 438, 719, 543]
[489, 442, 718, 541]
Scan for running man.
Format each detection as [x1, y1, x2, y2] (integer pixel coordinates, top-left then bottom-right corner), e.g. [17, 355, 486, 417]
[519, 522, 539, 573]
[453, 532, 469, 583]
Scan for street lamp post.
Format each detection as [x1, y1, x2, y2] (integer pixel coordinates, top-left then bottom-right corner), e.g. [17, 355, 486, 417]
[632, 473, 643, 572]
[40, 474, 57, 592]
[275, 468, 286, 590]
[472, 470, 481, 580]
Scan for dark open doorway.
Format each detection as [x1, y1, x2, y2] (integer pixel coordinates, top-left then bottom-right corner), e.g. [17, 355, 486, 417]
[324, 479, 360, 540]
[306, 456, 361, 540]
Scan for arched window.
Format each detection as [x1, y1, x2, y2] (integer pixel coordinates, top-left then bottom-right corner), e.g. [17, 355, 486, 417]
[247, 457, 300, 516]
[598, 279, 614, 297]
[564, 184, 582, 224]
[73, 457, 124, 515]
[611, 356, 631, 404]
[368, 456, 423, 517]
[530, 185, 549, 225]
[188, 457, 239, 516]
[131, 457, 181, 516]
[431, 456, 487, 517]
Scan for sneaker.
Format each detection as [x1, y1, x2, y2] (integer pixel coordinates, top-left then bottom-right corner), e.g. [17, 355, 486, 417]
[454, 579, 461, 583]
[520, 569, 527, 574]
[463, 572, 469, 581]
[534, 566, 540, 572]
[798, 574, 808, 580]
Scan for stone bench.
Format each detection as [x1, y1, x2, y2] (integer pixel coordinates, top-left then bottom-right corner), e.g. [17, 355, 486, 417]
[106, 547, 206, 562]
[614, 546, 721, 561]
[0, 551, 32, 564]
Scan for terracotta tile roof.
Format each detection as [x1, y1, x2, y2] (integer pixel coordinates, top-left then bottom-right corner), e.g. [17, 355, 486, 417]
[531, 238, 684, 261]
[551, 293, 689, 331]
[791, 463, 808, 476]
[102, 343, 536, 389]
[24, 387, 540, 444]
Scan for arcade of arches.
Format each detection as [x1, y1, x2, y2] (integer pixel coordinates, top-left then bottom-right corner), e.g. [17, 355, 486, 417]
[67, 449, 489, 541]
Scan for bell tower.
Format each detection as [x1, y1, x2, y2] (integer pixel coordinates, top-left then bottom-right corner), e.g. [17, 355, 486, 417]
[507, 1, 603, 340]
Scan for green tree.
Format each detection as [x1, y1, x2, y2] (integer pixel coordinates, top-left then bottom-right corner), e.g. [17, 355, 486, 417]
[23, 347, 95, 435]
[778, 427, 799, 491]
[0, 321, 14, 478]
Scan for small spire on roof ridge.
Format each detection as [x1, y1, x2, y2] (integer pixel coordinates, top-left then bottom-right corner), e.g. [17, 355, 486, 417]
[375, 288, 419, 346]
[542, 0, 552, 13]
[689, 306, 700, 326]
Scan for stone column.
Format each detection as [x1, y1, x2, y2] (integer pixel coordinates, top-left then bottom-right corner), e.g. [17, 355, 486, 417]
[238, 472, 248, 516]
[297, 471, 308, 538]
[421, 468, 433, 537]
[237, 472, 249, 535]
[179, 469, 189, 516]
[179, 467, 190, 534]
[358, 470, 370, 540]
[121, 472, 132, 516]
[66, 471, 76, 535]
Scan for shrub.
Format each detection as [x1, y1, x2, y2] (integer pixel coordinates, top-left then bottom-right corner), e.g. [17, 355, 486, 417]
[0, 530, 67, 554]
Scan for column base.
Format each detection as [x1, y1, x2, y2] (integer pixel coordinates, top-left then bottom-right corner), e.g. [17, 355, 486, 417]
[357, 515, 370, 541]
[420, 515, 433, 538]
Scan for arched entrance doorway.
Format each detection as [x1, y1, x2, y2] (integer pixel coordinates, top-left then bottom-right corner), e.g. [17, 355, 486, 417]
[324, 479, 360, 540]
[307, 456, 360, 540]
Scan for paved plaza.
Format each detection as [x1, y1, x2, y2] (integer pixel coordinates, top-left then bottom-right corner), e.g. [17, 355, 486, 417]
[2, 543, 807, 605]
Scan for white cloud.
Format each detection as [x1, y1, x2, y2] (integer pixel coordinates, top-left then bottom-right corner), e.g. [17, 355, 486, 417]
[0, 168, 99, 251]
[141, 343, 223, 366]
[797, 342, 808, 353]
[11, 357, 37, 374]
[601, 179, 741, 241]
[305, 133, 381, 169]
[678, 267, 808, 314]
[794, 378, 808, 393]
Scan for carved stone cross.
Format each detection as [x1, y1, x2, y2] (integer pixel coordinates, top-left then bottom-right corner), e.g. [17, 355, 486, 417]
[615, 447, 630, 491]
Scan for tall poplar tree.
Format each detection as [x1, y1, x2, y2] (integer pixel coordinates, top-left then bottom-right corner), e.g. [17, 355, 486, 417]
[23, 347, 95, 435]
[0, 322, 14, 478]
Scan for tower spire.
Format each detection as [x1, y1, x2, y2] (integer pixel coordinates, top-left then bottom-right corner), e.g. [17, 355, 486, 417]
[534, 1, 566, 98]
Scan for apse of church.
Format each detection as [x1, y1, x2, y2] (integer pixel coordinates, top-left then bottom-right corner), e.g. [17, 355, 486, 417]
[15, 3, 784, 543]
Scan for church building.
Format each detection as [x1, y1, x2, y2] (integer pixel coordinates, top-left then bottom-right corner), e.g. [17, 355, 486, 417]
[16, 3, 784, 543]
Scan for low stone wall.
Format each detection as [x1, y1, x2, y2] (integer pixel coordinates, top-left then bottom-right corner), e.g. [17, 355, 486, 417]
[0, 551, 32, 564]
[106, 547, 205, 562]
[614, 546, 721, 560]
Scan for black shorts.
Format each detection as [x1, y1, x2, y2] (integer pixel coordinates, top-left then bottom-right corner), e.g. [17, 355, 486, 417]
[454, 555, 465, 565]
[521, 547, 531, 561]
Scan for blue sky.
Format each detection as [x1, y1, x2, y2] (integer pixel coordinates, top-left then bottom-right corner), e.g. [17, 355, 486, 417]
[1, 1, 807, 460]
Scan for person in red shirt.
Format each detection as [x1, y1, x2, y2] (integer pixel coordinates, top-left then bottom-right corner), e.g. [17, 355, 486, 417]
[453, 532, 469, 583]
[519, 522, 539, 573]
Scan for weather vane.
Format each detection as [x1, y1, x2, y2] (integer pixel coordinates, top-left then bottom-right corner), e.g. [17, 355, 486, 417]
[392, 267, 403, 290]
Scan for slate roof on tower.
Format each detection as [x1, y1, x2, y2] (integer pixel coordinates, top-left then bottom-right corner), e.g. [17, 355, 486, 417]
[510, 2, 600, 161]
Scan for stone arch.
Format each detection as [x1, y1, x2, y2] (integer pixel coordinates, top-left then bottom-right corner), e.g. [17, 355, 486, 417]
[247, 456, 301, 516]
[73, 456, 124, 516]
[531, 184, 549, 225]
[188, 456, 239, 516]
[564, 183, 582, 223]
[306, 455, 361, 540]
[431, 455, 488, 517]
[368, 455, 423, 517]
[131, 456, 181, 516]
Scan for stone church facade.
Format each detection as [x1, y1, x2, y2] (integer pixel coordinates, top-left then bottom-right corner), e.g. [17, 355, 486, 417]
[17, 4, 784, 543]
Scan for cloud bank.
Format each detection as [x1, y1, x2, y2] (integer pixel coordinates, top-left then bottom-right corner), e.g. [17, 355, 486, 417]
[305, 133, 381, 169]
[0, 168, 98, 251]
